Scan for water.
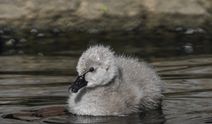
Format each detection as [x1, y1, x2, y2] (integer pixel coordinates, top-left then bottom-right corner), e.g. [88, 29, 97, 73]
[1, 55, 212, 124]
[0, 30, 212, 124]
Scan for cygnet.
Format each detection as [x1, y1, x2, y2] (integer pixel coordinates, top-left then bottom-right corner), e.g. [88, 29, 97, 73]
[68, 45, 163, 116]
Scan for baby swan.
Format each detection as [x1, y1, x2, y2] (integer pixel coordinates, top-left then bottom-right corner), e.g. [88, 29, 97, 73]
[68, 45, 163, 116]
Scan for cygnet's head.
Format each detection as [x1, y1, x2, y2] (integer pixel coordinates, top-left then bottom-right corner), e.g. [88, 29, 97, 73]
[69, 45, 118, 93]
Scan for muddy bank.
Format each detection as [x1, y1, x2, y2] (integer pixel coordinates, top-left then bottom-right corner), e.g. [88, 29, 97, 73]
[0, 0, 212, 31]
[0, 0, 212, 56]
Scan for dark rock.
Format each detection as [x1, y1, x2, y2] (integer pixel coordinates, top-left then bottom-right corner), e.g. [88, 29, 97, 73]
[2, 106, 66, 121]
[3, 27, 12, 34]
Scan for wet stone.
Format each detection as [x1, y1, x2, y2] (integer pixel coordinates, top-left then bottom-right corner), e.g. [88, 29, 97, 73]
[52, 28, 61, 34]
[183, 43, 193, 54]
[175, 27, 185, 32]
[5, 39, 15, 46]
[184, 28, 205, 35]
[19, 38, 27, 43]
[37, 33, 45, 37]
[30, 28, 38, 34]
[185, 29, 195, 34]
[195, 28, 205, 33]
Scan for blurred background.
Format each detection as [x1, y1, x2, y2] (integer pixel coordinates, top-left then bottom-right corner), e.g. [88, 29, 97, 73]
[0, 0, 212, 124]
[0, 0, 212, 56]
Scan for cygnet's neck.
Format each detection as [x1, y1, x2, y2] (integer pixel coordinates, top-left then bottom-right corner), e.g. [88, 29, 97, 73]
[102, 67, 122, 91]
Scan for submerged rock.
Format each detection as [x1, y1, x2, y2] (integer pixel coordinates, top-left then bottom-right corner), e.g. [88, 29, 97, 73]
[2, 106, 66, 122]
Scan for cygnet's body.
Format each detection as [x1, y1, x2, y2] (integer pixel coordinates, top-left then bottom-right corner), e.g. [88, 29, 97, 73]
[68, 45, 163, 116]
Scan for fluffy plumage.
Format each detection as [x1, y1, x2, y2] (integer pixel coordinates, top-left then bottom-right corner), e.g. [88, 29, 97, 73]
[68, 45, 163, 116]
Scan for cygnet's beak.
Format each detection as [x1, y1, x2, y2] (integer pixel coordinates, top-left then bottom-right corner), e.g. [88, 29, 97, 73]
[68, 67, 94, 93]
[69, 75, 88, 93]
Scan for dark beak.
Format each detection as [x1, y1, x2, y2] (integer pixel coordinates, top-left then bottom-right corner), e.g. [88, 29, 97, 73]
[68, 75, 88, 93]
[68, 67, 94, 93]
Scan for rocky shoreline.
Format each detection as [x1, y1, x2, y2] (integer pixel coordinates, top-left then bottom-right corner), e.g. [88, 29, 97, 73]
[0, 0, 212, 32]
[0, 0, 212, 56]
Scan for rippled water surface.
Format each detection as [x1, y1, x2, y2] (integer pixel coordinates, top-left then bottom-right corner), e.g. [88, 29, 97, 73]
[0, 55, 211, 124]
[0, 30, 212, 124]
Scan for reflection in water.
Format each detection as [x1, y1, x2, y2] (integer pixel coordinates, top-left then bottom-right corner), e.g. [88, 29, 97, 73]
[49, 110, 165, 124]
[28, 109, 165, 124]
[0, 54, 212, 124]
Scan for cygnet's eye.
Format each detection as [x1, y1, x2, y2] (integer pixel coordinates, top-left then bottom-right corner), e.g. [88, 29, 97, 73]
[89, 67, 95, 72]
